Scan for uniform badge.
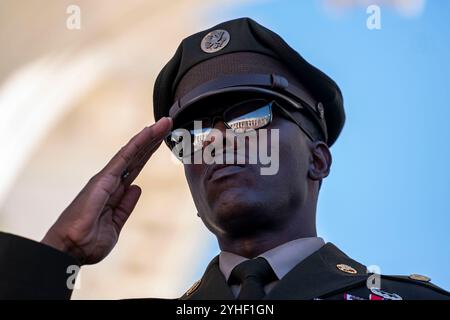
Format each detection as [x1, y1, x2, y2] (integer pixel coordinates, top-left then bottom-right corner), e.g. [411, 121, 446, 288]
[336, 263, 358, 274]
[409, 274, 431, 282]
[369, 287, 402, 300]
[200, 29, 230, 53]
[184, 280, 201, 297]
[344, 293, 366, 300]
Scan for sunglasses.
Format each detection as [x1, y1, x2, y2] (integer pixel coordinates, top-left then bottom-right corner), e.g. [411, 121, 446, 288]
[165, 98, 315, 159]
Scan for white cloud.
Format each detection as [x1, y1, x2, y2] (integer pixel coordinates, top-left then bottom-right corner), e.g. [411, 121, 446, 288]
[322, 0, 426, 17]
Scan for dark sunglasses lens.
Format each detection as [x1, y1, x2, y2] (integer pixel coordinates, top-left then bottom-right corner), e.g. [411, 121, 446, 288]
[168, 119, 212, 159]
[224, 99, 273, 133]
[167, 100, 273, 160]
[191, 126, 212, 153]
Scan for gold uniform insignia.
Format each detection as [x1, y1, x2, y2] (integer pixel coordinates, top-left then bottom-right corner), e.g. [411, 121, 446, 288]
[336, 263, 358, 274]
[409, 274, 431, 282]
[185, 280, 201, 296]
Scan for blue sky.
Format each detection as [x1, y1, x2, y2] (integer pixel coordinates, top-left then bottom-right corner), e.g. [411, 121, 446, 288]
[198, 1, 450, 289]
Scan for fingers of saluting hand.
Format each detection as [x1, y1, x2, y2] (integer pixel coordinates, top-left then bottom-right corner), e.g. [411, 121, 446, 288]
[111, 184, 142, 233]
[92, 117, 173, 195]
[104, 115, 171, 233]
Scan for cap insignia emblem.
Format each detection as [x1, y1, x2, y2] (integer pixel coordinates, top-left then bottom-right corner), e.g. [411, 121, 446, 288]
[200, 29, 230, 53]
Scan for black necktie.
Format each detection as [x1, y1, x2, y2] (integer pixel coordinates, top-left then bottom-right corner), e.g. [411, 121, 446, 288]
[228, 257, 277, 300]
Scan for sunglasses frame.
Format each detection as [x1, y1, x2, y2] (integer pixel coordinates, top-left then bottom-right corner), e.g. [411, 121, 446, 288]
[165, 98, 315, 156]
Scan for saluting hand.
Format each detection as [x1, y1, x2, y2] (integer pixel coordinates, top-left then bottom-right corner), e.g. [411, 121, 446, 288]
[41, 117, 172, 265]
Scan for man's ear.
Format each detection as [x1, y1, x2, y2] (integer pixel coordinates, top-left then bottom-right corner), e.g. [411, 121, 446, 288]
[308, 141, 332, 181]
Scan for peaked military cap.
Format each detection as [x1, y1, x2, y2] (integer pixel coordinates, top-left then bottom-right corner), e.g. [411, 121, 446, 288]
[153, 17, 345, 146]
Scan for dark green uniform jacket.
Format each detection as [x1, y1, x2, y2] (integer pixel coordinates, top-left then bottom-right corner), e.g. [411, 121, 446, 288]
[0, 232, 449, 300]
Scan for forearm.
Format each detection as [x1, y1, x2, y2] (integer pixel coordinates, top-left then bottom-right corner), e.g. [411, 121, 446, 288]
[0, 231, 79, 300]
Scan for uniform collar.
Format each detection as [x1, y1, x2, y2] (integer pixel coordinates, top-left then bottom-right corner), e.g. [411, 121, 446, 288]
[265, 242, 368, 299]
[182, 242, 368, 300]
[219, 237, 325, 281]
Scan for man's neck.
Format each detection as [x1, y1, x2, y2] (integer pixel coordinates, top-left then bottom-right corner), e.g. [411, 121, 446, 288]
[218, 228, 317, 258]
[217, 198, 318, 258]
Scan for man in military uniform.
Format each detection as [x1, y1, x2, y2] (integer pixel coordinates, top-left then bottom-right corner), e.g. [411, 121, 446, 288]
[0, 17, 449, 300]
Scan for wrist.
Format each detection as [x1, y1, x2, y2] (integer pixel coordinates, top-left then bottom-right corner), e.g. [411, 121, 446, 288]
[42, 229, 85, 265]
[41, 230, 71, 255]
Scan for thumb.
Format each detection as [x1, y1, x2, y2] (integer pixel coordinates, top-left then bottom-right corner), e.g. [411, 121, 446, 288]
[112, 185, 142, 233]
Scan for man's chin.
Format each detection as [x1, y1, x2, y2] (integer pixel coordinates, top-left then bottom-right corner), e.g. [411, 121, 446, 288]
[211, 193, 266, 229]
[210, 188, 256, 212]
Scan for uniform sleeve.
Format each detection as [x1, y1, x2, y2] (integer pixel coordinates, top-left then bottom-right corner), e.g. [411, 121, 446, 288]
[0, 231, 80, 300]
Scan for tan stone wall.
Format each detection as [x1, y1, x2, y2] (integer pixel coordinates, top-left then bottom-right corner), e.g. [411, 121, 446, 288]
[0, 0, 233, 299]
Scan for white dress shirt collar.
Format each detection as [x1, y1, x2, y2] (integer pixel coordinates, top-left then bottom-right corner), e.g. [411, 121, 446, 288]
[219, 237, 325, 281]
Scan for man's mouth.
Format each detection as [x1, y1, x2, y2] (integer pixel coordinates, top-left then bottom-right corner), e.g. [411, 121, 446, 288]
[205, 164, 246, 182]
